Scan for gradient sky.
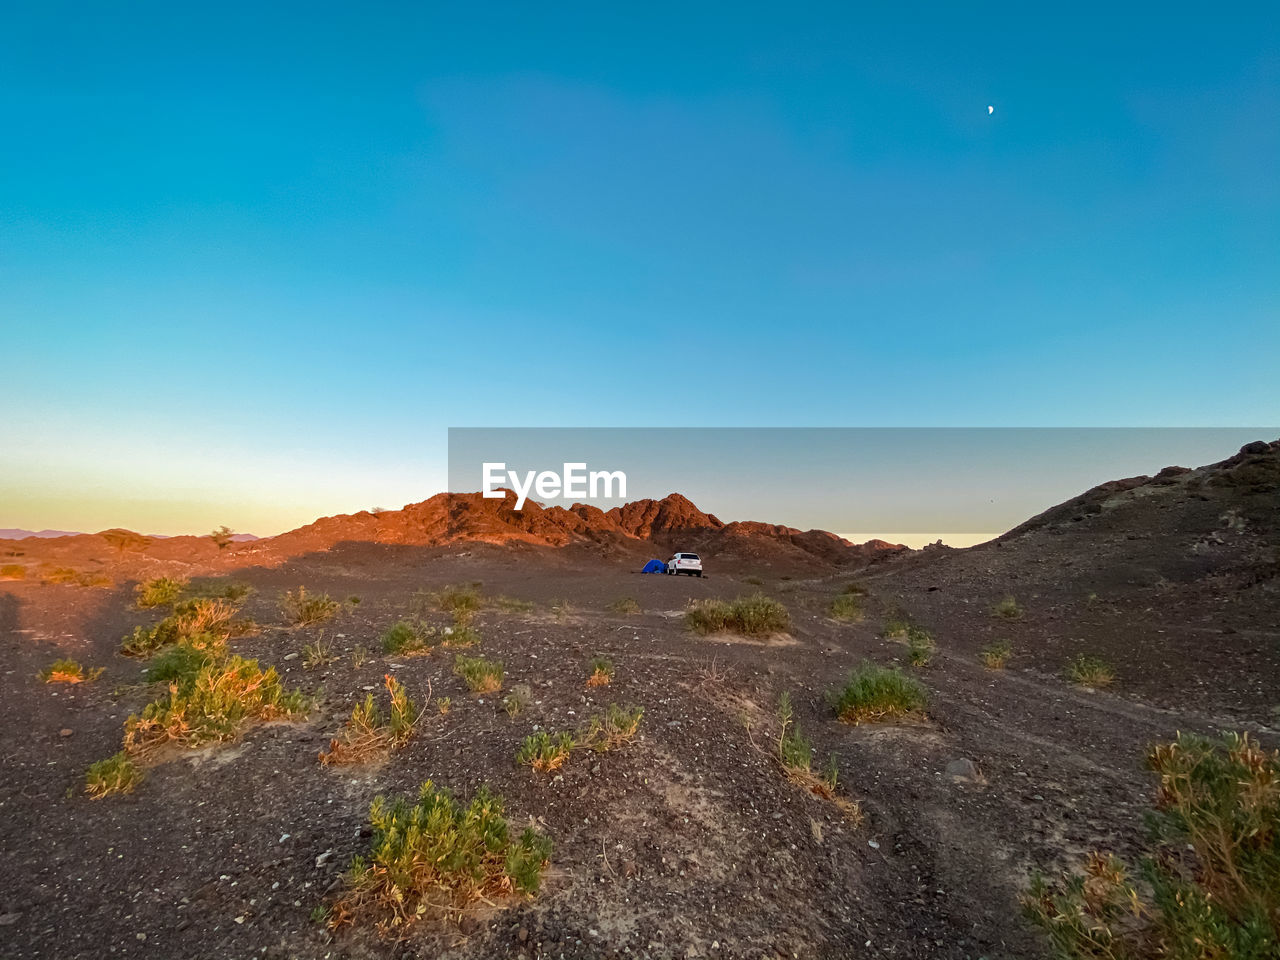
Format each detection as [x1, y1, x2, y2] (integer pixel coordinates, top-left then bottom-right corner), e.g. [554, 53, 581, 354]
[2, 2, 1277, 536]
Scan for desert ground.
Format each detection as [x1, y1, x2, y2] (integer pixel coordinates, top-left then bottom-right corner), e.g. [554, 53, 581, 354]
[1, 440, 1277, 959]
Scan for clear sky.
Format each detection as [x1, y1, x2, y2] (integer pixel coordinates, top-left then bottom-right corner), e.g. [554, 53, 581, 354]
[2, 2, 1277, 537]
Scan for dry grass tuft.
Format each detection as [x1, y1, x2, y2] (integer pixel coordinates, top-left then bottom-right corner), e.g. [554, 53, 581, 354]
[586, 656, 615, 687]
[981, 639, 1013, 670]
[40, 658, 104, 684]
[453, 654, 503, 694]
[281, 587, 340, 627]
[320, 675, 420, 766]
[580, 703, 643, 752]
[1066, 654, 1116, 688]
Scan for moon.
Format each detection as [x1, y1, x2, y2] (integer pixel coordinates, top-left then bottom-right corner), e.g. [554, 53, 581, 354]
[988, 105, 994, 115]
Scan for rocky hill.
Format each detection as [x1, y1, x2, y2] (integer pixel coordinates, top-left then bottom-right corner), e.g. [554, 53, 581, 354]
[0, 492, 906, 577]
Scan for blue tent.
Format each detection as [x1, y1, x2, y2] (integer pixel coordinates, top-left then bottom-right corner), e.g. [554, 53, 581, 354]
[641, 558, 666, 574]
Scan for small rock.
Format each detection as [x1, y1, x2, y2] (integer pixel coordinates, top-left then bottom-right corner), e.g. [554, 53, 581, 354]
[945, 758, 982, 782]
[0, 913, 20, 926]
[136, 932, 147, 941]
[867, 839, 880, 849]
[59, 728, 73, 738]
[283, 653, 298, 661]
[518, 927, 529, 942]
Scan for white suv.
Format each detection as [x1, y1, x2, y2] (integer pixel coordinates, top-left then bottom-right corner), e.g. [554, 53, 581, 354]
[667, 552, 703, 577]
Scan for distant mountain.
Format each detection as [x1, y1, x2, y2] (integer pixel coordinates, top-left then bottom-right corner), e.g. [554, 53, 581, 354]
[0, 528, 81, 539]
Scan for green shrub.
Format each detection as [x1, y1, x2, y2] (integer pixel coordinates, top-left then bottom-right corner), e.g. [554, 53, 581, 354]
[686, 594, 790, 636]
[143, 642, 220, 684]
[580, 703, 643, 752]
[85, 751, 143, 798]
[121, 597, 244, 656]
[280, 587, 340, 627]
[454, 654, 503, 694]
[830, 593, 864, 622]
[329, 781, 552, 929]
[40, 658, 104, 684]
[1025, 732, 1280, 959]
[828, 661, 927, 724]
[981, 639, 1012, 669]
[134, 576, 188, 609]
[517, 731, 575, 772]
[124, 655, 308, 751]
[991, 596, 1023, 620]
[1066, 655, 1116, 687]
[381, 619, 436, 655]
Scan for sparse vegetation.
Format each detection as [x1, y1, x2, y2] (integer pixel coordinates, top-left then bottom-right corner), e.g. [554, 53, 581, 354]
[882, 617, 909, 639]
[502, 683, 531, 718]
[320, 675, 419, 765]
[0, 563, 25, 580]
[830, 593, 864, 622]
[380, 619, 436, 656]
[40, 658, 103, 684]
[517, 731, 575, 772]
[609, 596, 641, 615]
[981, 639, 1013, 670]
[134, 576, 188, 609]
[143, 642, 220, 684]
[328, 781, 552, 930]
[121, 597, 246, 656]
[208, 525, 235, 549]
[85, 751, 142, 798]
[580, 703, 643, 752]
[743, 575, 764, 586]
[453, 654, 503, 694]
[828, 661, 927, 724]
[124, 655, 308, 752]
[686, 594, 790, 636]
[776, 692, 812, 771]
[280, 587, 340, 627]
[492, 595, 536, 614]
[551, 598, 574, 622]
[1025, 732, 1280, 960]
[775, 692, 861, 821]
[440, 623, 480, 648]
[189, 579, 252, 601]
[905, 626, 936, 667]
[351, 645, 369, 669]
[302, 638, 338, 668]
[1066, 654, 1116, 687]
[437, 697, 452, 715]
[41, 566, 112, 587]
[991, 596, 1024, 620]
[422, 584, 482, 624]
[587, 656, 615, 686]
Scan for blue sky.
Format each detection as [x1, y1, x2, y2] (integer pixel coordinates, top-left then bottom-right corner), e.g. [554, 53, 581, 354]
[2, 2, 1277, 535]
